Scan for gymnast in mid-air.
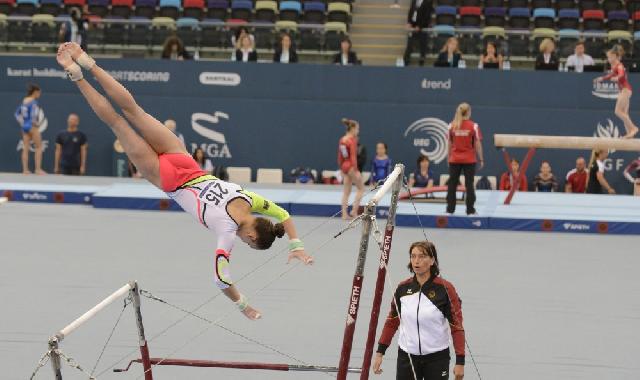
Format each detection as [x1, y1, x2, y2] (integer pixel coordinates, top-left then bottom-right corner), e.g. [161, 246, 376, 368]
[55, 42, 313, 320]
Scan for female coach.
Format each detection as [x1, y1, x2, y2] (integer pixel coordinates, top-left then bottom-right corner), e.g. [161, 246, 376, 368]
[55, 42, 313, 321]
[446, 103, 484, 215]
[373, 241, 465, 380]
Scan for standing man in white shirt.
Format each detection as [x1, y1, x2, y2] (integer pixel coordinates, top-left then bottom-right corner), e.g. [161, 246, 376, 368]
[565, 41, 595, 73]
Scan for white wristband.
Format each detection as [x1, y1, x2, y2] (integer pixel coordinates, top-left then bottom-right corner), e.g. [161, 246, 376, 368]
[76, 52, 95, 70]
[235, 294, 249, 312]
[65, 63, 83, 82]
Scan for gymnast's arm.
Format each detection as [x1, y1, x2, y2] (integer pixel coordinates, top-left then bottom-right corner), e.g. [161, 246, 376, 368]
[242, 190, 314, 265]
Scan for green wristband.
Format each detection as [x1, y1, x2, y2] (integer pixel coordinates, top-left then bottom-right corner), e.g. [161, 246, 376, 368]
[235, 294, 249, 311]
[288, 239, 304, 252]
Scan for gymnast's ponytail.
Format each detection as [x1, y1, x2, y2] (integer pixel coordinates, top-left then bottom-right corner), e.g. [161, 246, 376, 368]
[254, 217, 285, 250]
[452, 103, 471, 131]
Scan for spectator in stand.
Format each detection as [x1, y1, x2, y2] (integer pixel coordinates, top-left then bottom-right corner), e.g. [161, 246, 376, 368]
[586, 149, 615, 194]
[59, 7, 88, 51]
[499, 159, 528, 191]
[234, 34, 258, 62]
[369, 142, 392, 186]
[231, 27, 255, 49]
[273, 33, 298, 64]
[54, 113, 88, 175]
[532, 161, 559, 192]
[403, 0, 433, 66]
[565, 41, 594, 73]
[161, 36, 192, 60]
[623, 157, 640, 195]
[334, 37, 359, 65]
[565, 156, 588, 193]
[14, 83, 45, 175]
[435, 37, 461, 68]
[535, 38, 560, 71]
[479, 41, 503, 69]
[408, 155, 434, 188]
[192, 147, 213, 173]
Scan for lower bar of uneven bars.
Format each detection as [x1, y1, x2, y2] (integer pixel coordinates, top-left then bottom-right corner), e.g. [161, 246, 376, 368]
[371, 166, 403, 204]
[124, 358, 361, 373]
[55, 282, 134, 341]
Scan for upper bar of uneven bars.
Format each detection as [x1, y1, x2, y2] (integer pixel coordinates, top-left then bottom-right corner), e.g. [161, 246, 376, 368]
[53, 282, 135, 342]
[494, 134, 640, 151]
[370, 165, 403, 205]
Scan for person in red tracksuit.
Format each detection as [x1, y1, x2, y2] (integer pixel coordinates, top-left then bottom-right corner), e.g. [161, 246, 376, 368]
[446, 103, 484, 215]
[373, 241, 465, 380]
[338, 118, 364, 219]
[594, 45, 638, 139]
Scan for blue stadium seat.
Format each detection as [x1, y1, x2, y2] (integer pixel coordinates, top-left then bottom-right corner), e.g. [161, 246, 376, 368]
[557, 8, 579, 29]
[159, 0, 180, 19]
[230, 0, 251, 21]
[607, 10, 630, 31]
[435, 5, 456, 26]
[176, 17, 199, 46]
[39, 0, 61, 15]
[533, 8, 555, 29]
[87, 0, 108, 17]
[200, 17, 225, 47]
[303, 1, 325, 24]
[134, 0, 156, 18]
[508, 7, 530, 29]
[558, 28, 579, 56]
[484, 7, 506, 27]
[15, 0, 37, 15]
[206, 0, 227, 20]
[280, 1, 302, 22]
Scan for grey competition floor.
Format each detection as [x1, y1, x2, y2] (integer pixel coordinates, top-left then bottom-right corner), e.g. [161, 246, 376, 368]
[1, 203, 639, 380]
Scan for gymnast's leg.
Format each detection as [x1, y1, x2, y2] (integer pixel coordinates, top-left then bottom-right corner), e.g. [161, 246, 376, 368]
[56, 49, 162, 188]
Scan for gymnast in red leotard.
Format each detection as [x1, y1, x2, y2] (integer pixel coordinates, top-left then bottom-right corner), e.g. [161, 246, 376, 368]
[337, 118, 364, 219]
[595, 45, 638, 139]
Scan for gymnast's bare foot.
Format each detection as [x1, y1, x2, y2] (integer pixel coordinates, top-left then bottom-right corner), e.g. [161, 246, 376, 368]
[623, 126, 638, 139]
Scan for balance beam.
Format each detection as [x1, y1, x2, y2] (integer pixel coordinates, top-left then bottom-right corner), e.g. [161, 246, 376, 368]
[494, 134, 640, 151]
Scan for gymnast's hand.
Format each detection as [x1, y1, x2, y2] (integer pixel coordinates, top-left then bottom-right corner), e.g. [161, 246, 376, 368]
[287, 249, 314, 265]
[55, 46, 74, 68]
[242, 305, 262, 320]
[454, 364, 464, 380]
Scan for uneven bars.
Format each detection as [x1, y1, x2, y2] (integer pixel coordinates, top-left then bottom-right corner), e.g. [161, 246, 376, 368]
[494, 134, 640, 151]
[54, 282, 134, 342]
[370, 166, 403, 205]
[115, 358, 362, 373]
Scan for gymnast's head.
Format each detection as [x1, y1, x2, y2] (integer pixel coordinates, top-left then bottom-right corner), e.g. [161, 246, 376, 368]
[238, 217, 286, 250]
[607, 45, 624, 65]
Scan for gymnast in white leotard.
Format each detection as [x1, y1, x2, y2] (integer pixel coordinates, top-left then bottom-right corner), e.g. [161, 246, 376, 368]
[55, 42, 313, 320]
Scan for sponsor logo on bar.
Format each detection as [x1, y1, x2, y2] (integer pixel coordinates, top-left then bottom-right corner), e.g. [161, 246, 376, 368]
[22, 192, 47, 201]
[563, 223, 591, 231]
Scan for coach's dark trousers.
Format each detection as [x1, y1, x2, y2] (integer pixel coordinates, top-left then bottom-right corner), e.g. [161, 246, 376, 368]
[446, 163, 476, 215]
[396, 348, 450, 380]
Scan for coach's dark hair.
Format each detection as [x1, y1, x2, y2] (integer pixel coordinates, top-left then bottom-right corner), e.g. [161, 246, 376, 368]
[417, 155, 430, 167]
[27, 83, 40, 96]
[407, 241, 440, 277]
[254, 217, 285, 250]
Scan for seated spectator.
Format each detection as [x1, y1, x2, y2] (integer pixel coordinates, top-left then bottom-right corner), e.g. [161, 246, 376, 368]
[565, 156, 588, 193]
[479, 41, 503, 69]
[408, 155, 434, 188]
[369, 142, 392, 185]
[499, 159, 528, 191]
[565, 41, 594, 73]
[231, 27, 255, 49]
[623, 157, 640, 195]
[273, 33, 298, 64]
[435, 37, 461, 68]
[535, 38, 559, 71]
[532, 161, 559, 192]
[234, 34, 258, 62]
[333, 37, 359, 65]
[192, 147, 214, 173]
[161, 36, 192, 60]
[587, 149, 615, 194]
